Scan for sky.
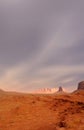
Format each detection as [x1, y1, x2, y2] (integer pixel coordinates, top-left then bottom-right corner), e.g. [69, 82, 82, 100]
[0, 0, 84, 92]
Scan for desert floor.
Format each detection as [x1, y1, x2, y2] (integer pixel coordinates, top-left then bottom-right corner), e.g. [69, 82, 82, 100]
[0, 91, 84, 130]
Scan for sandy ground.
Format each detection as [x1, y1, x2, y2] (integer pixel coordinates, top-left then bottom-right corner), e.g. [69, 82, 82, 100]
[0, 91, 84, 130]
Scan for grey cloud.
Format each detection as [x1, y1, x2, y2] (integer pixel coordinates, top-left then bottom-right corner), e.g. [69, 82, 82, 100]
[0, 0, 84, 91]
[1, 0, 84, 66]
[43, 39, 84, 66]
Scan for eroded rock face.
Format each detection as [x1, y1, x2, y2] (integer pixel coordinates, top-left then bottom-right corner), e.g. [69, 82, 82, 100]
[58, 87, 63, 92]
[78, 81, 84, 90]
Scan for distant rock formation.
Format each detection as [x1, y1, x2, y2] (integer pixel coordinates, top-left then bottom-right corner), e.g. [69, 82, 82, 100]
[56, 86, 67, 94]
[33, 86, 68, 94]
[78, 81, 84, 90]
[57, 87, 63, 92]
[34, 88, 58, 94]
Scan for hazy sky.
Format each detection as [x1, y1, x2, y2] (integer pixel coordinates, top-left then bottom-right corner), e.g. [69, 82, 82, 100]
[0, 0, 84, 92]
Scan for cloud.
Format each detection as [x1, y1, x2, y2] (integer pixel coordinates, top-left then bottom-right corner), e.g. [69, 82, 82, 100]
[0, 0, 84, 92]
[0, 61, 84, 92]
[43, 39, 84, 66]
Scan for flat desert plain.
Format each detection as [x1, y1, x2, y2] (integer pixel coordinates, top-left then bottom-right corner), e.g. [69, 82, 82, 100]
[0, 91, 84, 130]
